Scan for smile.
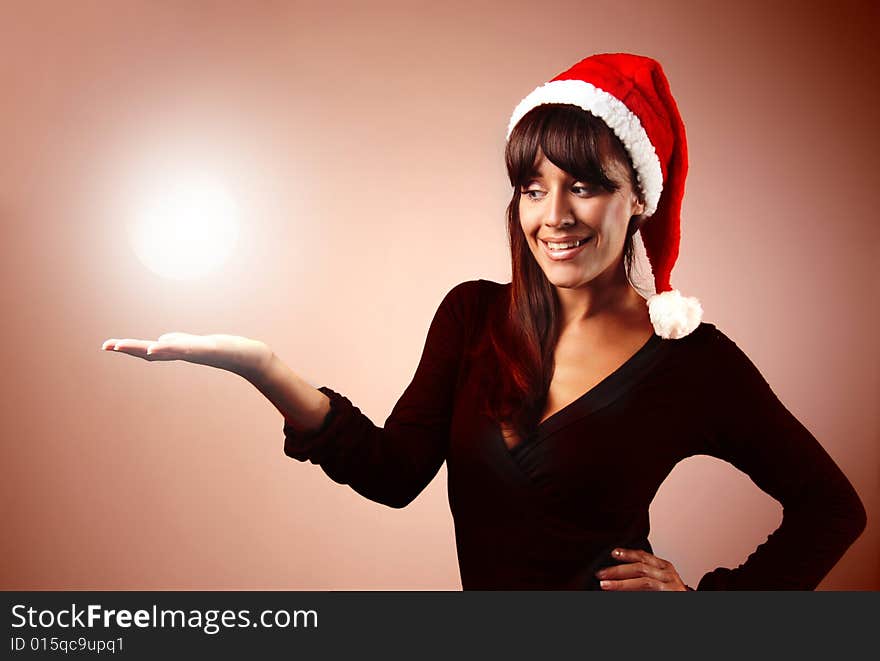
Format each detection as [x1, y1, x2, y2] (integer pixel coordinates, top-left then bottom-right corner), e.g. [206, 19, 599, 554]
[540, 236, 593, 261]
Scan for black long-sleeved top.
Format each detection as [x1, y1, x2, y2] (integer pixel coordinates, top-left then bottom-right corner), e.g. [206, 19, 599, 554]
[283, 279, 867, 589]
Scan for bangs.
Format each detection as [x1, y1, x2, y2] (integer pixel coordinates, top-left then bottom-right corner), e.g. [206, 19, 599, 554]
[505, 103, 629, 194]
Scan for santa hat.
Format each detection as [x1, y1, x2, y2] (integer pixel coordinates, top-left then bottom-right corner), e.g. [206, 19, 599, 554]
[506, 53, 703, 340]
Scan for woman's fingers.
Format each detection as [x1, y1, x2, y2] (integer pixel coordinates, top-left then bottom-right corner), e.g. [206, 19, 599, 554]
[100, 338, 174, 361]
[596, 547, 687, 591]
[610, 547, 668, 569]
[599, 577, 666, 591]
[597, 560, 667, 583]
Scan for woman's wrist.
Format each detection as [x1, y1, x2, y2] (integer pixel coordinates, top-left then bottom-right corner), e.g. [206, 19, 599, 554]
[234, 340, 275, 383]
[248, 352, 332, 433]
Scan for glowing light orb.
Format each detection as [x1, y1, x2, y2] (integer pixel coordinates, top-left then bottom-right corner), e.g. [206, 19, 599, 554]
[128, 173, 239, 280]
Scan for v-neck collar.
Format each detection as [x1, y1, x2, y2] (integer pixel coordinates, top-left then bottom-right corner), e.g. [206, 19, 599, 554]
[508, 330, 668, 459]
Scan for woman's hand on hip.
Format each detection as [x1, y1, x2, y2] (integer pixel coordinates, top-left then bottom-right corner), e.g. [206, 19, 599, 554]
[595, 547, 688, 591]
[101, 333, 273, 382]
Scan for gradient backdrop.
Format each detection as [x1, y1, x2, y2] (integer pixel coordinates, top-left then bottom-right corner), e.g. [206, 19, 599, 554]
[2, 0, 877, 589]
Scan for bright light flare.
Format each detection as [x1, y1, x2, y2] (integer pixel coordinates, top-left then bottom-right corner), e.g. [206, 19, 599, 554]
[128, 172, 240, 280]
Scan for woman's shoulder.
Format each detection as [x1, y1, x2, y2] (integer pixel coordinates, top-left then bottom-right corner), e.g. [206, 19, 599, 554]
[436, 279, 508, 341]
[664, 320, 737, 353]
[441, 278, 507, 309]
[679, 321, 747, 355]
[666, 320, 768, 382]
[665, 319, 729, 346]
[447, 278, 507, 294]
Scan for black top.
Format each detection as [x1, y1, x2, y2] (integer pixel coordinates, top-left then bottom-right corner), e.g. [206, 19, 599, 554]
[283, 279, 867, 589]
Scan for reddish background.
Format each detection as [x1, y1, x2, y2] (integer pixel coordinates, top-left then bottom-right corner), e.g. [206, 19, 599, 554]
[1, 0, 877, 589]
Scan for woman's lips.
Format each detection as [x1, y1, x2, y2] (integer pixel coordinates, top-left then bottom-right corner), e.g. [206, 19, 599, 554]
[540, 237, 593, 261]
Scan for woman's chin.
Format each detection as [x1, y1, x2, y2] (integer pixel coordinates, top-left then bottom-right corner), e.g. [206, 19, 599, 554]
[538, 259, 580, 277]
[545, 272, 590, 289]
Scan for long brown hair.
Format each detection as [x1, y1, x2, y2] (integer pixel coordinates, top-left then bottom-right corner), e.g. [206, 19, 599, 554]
[473, 103, 648, 446]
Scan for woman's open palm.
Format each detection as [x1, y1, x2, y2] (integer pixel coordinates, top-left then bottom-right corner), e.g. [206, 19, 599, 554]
[101, 332, 272, 380]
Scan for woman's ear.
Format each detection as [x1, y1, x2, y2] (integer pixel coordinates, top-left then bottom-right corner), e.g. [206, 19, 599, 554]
[632, 197, 646, 216]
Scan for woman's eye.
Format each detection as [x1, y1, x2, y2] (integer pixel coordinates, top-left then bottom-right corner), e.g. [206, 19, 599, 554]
[520, 185, 593, 200]
[520, 189, 544, 200]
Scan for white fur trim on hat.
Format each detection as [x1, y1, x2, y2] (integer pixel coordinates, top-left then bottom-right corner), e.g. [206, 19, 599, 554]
[506, 79, 664, 217]
[647, 289, 703, 339]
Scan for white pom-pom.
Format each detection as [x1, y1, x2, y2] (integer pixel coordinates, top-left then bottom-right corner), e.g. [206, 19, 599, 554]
[647, 289, 703, 339]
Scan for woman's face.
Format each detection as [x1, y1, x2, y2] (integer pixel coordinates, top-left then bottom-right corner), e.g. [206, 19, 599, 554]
[518, 148, 644, 291]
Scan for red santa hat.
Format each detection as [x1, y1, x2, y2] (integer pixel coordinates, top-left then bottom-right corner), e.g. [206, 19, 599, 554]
[506, 52, 703, 340]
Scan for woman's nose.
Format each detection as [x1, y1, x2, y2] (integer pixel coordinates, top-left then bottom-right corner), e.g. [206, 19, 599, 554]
[544, 189, 573, 226]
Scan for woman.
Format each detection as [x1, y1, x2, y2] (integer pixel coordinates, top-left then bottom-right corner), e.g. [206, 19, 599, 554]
[102, 53, 866, 590]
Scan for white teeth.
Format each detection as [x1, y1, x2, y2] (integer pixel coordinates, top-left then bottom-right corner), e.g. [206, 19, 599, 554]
[546, 238, 587, 250]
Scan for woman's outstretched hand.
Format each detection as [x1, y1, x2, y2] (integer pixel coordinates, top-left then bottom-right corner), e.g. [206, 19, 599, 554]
[595, 548, 689, 591]
[101, 333, 273, 382]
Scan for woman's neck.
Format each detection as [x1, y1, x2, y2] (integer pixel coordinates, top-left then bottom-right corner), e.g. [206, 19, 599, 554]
[554, 263, 646, 327]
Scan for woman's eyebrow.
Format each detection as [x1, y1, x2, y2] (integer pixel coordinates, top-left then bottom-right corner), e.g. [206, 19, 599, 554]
[524, 169, 584, 183]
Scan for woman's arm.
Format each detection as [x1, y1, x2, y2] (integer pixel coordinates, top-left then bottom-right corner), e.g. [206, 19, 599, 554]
[695, 328, 867, 590]
[102, 280, 481, 509]
[249, 355, 333, 434]
[272, 280, 481, 509]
